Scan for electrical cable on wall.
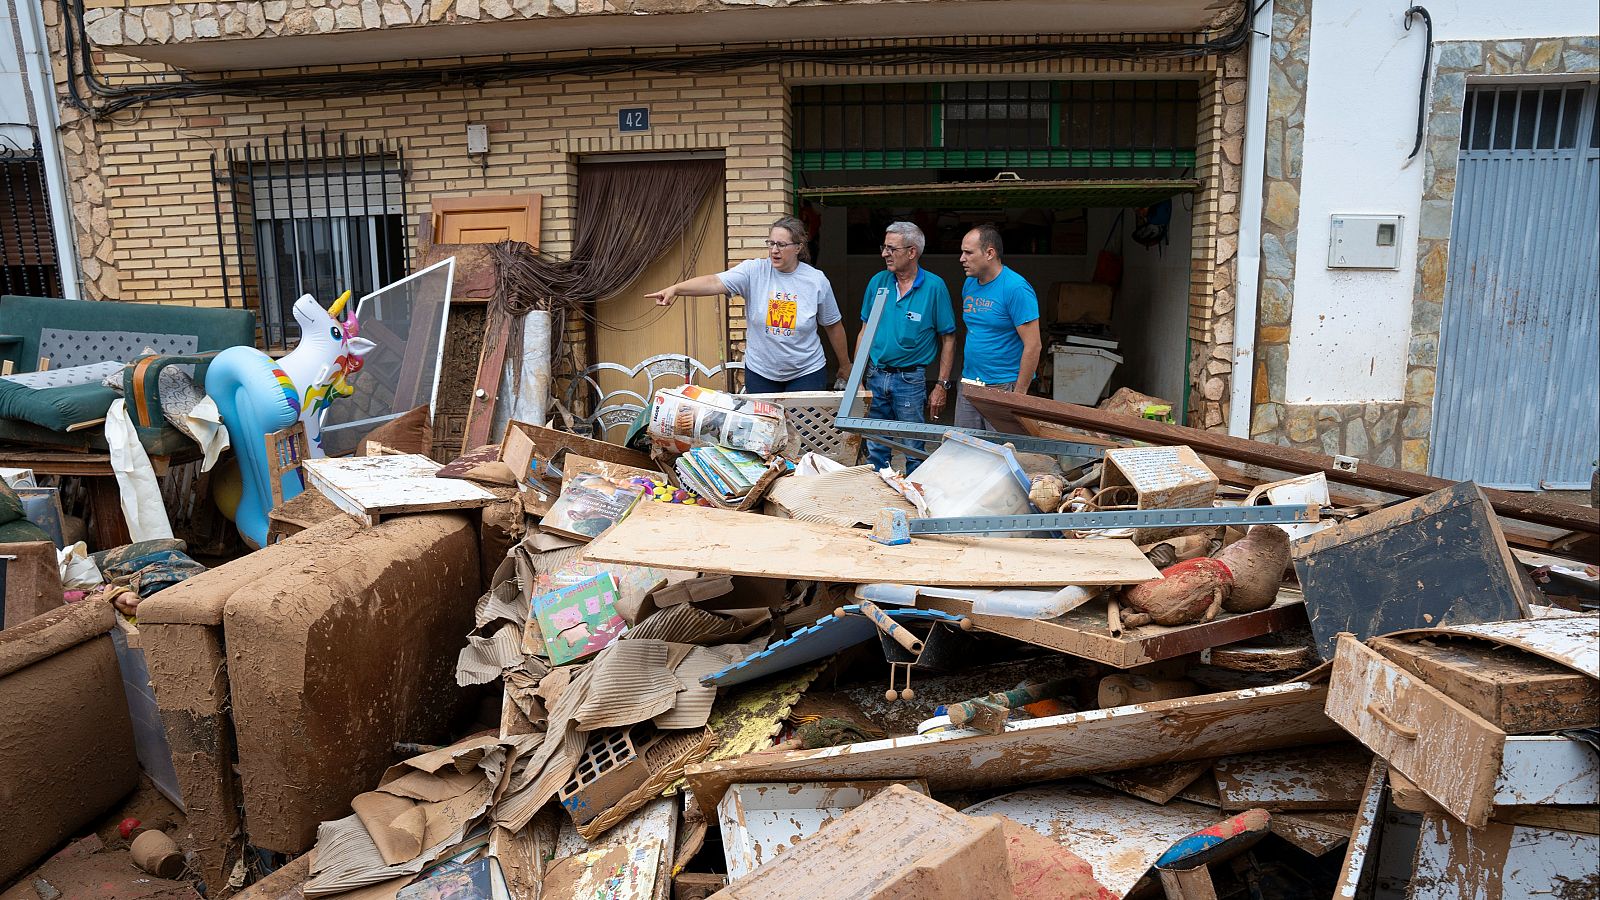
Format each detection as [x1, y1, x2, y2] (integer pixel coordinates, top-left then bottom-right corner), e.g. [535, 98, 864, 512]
[1403, 5, 1433, 161]
[60, 0, 1253, 118]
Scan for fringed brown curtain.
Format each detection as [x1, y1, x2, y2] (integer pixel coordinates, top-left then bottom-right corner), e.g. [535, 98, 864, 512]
[487, 159, 724, 315]
[485, 158, 725, 424]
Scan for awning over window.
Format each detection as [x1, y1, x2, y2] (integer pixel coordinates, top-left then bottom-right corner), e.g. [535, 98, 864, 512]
[798, 178, 1200, 209]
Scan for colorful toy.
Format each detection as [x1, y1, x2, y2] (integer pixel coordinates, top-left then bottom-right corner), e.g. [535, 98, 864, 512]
[276, 290, 376, 457]
[205, 290, 376, 548]
[627, 475, 714, 507]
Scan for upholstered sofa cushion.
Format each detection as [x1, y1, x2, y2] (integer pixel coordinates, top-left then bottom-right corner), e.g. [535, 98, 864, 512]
[0, 379, 120, 432]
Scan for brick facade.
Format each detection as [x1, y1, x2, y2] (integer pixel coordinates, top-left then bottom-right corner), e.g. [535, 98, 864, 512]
[45, 19, 1247, 428]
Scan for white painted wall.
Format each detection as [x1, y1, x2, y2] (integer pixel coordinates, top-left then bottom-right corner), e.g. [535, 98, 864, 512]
[1112, 201, 1192, 407]
[1283, 0, 1598, 404]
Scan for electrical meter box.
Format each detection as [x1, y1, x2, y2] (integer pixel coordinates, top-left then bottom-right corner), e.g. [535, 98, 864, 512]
[1327, 214, 1404, 269]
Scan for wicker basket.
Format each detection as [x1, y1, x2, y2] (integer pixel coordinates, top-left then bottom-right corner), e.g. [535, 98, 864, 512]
[573, 727, 716, 841]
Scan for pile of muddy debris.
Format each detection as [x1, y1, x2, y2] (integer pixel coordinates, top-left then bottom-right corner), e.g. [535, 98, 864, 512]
[248, 387, 1595, 900]
[7, 387, 1596, 900]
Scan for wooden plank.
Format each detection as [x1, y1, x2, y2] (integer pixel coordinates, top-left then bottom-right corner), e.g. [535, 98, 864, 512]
[500, 419, 656, 490]
[0, 448, 194, 477]
[684, 682, 1345, 817]
[1090, 759, 1214, 804]
[1158, 866, 1220, 900]
[917, 592, 1308, 668]
[1270, 811, 1353, 857]
[959, 385, 1600, 536]
[302, 454, 498, 521]
[462, 306, 515, 453]
[582, 502, 1161, 588]
[1331, 757, 1387, 900]
[707, 785, 1013, 900]
[1292, 482, 1536, 660]
[717, 780, 931, 882]
[1495, 805, 1600, 836]
[1211, 743, 1372, 811]
[1325, 634, 1506, 828]
[1410, 813, 1600, 899]
[1206, 457, 1568, 553]
[1370, 635, 1600, 734]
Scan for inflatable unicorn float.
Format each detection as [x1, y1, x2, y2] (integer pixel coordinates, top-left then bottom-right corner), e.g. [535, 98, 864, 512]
[206, 290, 375, 548]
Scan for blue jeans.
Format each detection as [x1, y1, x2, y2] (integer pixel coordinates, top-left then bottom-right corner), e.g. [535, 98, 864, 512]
[743, 366, 830, 394]
[865, 367, 928, 473]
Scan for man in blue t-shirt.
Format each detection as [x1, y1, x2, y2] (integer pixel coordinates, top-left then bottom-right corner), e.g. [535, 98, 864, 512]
[859, 221, 956, 473]
[954, 224, 1041, 432]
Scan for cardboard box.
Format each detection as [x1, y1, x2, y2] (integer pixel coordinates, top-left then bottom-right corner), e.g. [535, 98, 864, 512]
[1051, 282, 1114, 326]
[711, 784, 1014, 900]
[1099, 445, 1219, 543]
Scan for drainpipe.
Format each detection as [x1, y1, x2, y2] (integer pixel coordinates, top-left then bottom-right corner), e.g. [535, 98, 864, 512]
[16, 0, 83, 299]
[1227, 0, 1272, 437]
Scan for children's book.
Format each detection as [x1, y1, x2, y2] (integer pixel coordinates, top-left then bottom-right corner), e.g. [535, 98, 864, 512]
[531, 572, 627, 665]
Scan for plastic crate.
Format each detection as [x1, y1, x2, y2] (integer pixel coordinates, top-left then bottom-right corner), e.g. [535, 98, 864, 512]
[742, 390, 872, 466]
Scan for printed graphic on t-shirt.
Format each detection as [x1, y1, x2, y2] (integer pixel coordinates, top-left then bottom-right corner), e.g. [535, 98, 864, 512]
[964, 294, 995, 315]
[766, 293, 799, 336]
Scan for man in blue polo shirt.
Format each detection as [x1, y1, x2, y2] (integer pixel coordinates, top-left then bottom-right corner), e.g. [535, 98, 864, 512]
[860, 221, 956, 473]
[954, 223, 1041, 432]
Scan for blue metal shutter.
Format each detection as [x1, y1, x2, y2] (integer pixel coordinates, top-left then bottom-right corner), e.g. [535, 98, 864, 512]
[1432, 83, 1600, 490]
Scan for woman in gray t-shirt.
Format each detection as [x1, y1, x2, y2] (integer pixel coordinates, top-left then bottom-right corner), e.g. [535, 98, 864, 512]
[648, 216, 853, 393]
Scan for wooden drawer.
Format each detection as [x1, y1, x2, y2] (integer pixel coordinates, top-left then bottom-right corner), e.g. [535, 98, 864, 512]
[1326, 633, 1507, 827]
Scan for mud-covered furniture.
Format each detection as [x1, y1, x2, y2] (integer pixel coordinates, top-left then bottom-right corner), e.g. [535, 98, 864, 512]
[0, 599, 137, 886]
[139, 513, 483, 893]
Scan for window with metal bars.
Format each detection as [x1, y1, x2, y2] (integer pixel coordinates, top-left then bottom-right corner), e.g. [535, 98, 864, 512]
[792, 79, 1199, 173]
[212, 130, 410, 350]
[1461, 83, 1599, 153]
[1, 144, 62, 298]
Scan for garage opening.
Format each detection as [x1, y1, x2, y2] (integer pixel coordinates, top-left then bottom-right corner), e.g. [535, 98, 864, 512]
[794, 79, 1202, 419]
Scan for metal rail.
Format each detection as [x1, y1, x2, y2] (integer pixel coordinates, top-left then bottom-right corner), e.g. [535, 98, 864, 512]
[904, 503, 1321, 536]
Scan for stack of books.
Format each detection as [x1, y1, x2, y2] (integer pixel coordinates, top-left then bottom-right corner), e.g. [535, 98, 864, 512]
[674, 445, 770, 502]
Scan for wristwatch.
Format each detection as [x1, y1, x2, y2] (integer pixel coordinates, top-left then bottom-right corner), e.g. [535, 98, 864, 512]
[937, 379, 955, 391]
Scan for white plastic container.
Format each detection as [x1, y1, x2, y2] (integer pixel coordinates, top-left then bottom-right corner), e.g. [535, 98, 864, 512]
[909, 432, 1034, 536]
[1051, 344, 1122, 404]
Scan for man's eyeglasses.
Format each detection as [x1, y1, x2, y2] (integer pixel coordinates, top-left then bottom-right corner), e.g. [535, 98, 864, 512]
[879, 244, 912, 255]
[763, 240, 800, 250]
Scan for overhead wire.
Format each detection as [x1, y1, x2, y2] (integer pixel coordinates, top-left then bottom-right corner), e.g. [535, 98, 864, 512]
[1402, 6, 1434, 161]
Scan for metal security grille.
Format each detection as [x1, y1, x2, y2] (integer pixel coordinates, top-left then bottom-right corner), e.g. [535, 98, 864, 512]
[792, 80, 1199, 172]
[1431, 83, 1600, 489]
[0, 142, 62, 298]
[211, 129, 410, 350]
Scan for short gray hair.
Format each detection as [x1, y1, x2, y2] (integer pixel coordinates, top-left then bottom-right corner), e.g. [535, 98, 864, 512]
[884, 221, 925, 256]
